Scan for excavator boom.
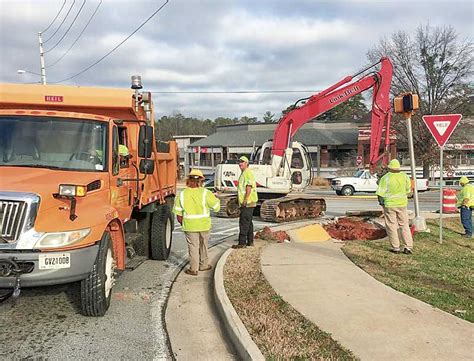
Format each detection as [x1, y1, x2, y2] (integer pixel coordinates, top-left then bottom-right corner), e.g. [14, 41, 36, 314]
[271, 57, 393, 170]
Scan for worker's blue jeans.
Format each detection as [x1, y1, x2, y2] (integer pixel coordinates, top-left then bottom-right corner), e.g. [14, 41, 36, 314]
[460, 206, 472, 236]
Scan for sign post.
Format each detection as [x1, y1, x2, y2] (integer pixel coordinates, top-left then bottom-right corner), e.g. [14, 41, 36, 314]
[439, 145, 444, 244]
[422, 114, 463, 244]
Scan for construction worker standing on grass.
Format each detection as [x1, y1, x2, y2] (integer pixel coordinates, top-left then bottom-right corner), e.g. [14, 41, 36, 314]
[232, 156, 258, 249]
[173, 169, 220, 276]
[376, 159, 414, 254]
[457, 176, 474, 238]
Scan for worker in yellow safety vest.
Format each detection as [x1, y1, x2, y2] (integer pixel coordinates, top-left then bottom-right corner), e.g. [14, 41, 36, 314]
[457, 176, 474, 238]
[173, 169, 220, 275]
[232, 156, 259, 249]
[376, 159, 414, 254]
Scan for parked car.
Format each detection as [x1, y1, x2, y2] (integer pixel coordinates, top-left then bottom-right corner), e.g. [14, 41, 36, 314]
[331, 169, 429, 196]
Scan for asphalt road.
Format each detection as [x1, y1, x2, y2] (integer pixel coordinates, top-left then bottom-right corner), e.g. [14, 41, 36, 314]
[0, 217, 269, 360]
[0, 190, 440, 359]
[314, 189, 441, 216]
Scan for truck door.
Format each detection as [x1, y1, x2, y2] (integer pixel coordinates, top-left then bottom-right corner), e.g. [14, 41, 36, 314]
[110, 125, 134, 221]
[359, 171, 377, 192]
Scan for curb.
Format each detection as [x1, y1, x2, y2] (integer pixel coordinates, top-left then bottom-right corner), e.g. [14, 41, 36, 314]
[214, 248, 265, 361]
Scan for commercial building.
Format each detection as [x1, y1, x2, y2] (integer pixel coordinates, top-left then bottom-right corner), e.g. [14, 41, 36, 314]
[185, 118, 474, 180]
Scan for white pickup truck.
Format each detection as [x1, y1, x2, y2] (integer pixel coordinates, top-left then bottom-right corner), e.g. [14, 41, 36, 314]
[331, 170, 429, 196]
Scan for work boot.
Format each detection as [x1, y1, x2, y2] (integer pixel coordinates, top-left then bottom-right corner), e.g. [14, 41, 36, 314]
[232, 244, 246, 249]
[247, 242, 254, 247]
[199, 265, 212, 271]
[184, 269, 198, 276]
[389, 248, 400, 254]
[464, 234, 473, 239]
[403, 248, 413, 255]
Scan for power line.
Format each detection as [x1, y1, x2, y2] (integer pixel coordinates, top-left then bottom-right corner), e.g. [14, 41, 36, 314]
[48, 0, 103, 67]
[52, 0, 169, 84]
[41, 0, 67, 33]
[44, 0, 76, 43]
[150, 90, 320, 94]
[45, 0, 86, 54]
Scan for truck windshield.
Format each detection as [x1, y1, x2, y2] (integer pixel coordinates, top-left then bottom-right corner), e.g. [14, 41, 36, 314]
[0, 116, 107, 171]
[354, 170, 364, 177]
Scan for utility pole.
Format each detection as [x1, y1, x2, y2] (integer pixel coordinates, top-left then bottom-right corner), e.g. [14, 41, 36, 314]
[38, 32, 47, 84]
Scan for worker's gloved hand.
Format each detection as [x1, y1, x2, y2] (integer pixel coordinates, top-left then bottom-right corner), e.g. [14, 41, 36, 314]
[241, 200, 247, 208]
[177, 215, 183, 225]
[377, 196, 384, 207]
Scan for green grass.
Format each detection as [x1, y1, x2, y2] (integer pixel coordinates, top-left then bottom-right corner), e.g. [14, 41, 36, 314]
[342, 218, 474, 322]
[224, 240, 357, 360]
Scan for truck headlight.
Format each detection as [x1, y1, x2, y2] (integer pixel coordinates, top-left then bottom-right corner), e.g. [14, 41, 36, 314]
[34, 228, 91, 248]
[333, 180, 341, 185]
[59, 184, 87, 197]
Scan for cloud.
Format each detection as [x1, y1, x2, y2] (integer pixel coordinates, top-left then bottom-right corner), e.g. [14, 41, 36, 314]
[0, 0, 472, 120]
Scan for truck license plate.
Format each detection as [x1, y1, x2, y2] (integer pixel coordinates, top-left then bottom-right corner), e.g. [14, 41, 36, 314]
[38, 253, 71, 270]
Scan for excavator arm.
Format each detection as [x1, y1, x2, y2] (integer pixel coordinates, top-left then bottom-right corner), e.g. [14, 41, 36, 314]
[271, 57, 393, 172]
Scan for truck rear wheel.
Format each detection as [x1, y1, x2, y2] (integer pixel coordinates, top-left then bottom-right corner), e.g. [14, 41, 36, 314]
[150, 204, 173, 260]
[81, 232, 115, 317]
[136, 213, 151, 257]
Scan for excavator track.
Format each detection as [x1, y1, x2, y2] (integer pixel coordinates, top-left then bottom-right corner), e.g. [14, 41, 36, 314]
[260, 195, 326, 223]
[215, 194, 240, 218]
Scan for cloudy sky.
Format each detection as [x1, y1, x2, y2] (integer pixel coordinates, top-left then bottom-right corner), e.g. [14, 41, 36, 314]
[1, 0, 472, 120]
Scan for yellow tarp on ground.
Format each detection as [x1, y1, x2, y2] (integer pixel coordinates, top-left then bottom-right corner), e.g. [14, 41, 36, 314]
[288, 224, 331, 243]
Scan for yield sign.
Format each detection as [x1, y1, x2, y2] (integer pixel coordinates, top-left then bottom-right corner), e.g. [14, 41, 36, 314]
[422, 114, 462, 147]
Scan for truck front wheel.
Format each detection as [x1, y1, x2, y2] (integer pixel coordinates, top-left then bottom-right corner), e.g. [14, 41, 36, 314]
[81, 232, 116, 317]
[150, 204, 173, 260]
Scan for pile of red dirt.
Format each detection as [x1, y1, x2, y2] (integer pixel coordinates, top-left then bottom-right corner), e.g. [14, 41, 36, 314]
[255, 227, 289, 243]
[323, 217, 386, 241]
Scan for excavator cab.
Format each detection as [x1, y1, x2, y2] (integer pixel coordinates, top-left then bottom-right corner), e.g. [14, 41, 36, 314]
[253, 140, 312, 191]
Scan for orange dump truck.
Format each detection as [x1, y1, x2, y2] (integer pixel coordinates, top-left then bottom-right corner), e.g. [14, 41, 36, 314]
[0, 79, 178, 316]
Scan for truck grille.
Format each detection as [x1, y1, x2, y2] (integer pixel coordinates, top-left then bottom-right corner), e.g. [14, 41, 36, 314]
[0, 200, 28, 243]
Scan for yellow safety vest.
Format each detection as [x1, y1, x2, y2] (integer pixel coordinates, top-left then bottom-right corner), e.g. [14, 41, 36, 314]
[173, 187, 220, 232]
[457, 183, 474, 208]
[238, 168, 258, 206]
[376, 172, 411, 208]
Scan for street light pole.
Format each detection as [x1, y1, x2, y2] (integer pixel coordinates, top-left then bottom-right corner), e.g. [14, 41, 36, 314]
[38, 32, 47, 84]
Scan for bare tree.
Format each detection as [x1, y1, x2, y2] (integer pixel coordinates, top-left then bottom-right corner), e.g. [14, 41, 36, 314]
[368, 24, 473, 176]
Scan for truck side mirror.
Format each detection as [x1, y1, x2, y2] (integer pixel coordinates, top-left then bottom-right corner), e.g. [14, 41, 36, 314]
[138, 125, 153, 158]
[139, 159, 155, 174]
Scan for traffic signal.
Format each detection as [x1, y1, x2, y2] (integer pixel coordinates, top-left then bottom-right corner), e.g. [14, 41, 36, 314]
[394, 93, 419, 113]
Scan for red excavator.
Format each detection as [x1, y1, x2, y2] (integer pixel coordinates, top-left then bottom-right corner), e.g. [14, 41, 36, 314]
[215, 57, 393, 222]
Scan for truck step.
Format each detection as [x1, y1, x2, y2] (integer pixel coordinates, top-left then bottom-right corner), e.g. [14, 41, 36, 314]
[125, 256, 147, 270]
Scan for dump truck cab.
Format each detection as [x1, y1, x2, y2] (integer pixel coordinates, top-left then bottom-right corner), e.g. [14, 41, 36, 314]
[0, 81, 178, 316]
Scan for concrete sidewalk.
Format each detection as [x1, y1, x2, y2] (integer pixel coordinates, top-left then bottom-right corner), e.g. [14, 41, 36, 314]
[166, 240, 238, 360]
[261, 241, 473, 361]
